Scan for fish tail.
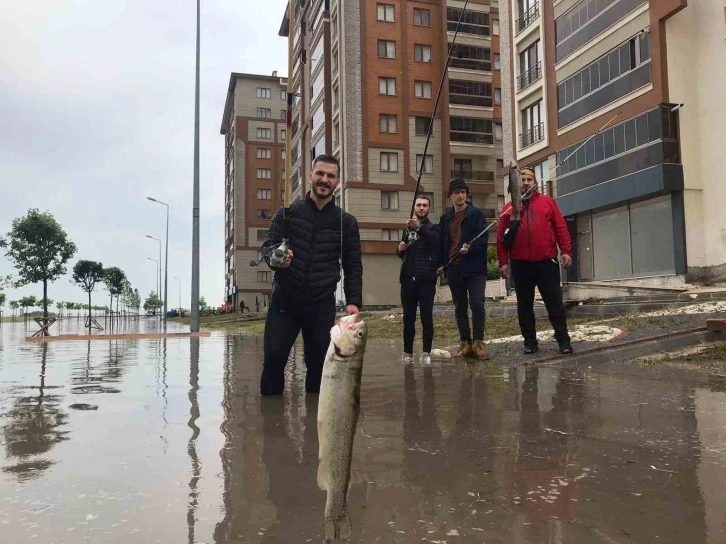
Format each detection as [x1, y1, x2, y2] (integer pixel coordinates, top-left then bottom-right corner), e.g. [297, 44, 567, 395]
[323, 492, 351, 543]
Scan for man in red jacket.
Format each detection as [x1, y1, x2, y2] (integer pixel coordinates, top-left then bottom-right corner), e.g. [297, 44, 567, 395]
[496, 167, 574, 355]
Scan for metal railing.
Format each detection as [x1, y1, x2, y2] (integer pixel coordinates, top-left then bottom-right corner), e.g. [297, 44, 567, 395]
[451, 169, 495, 182]
[446, 20, 489, 36]
[519, 123, 545, 148]
[517, 60, 542, 91]
[515, 2, 540, 35]
[450, 132, 494, 145]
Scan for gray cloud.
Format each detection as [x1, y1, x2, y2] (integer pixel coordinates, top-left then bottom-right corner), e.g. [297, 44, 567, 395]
[0, 0, 288, 310]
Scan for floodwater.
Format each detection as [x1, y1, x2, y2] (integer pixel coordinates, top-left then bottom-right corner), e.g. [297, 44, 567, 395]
[1, 319, 726, 543]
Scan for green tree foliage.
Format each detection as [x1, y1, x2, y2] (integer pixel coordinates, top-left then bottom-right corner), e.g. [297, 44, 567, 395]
[0, 293, 5, 319]
[487, 245, 500, 280]
[72, 260, 104, 326]
[199, 296, 207, 310]
[6, 209, 77, 318]
[10, 300, 19, 318]
[18, 296, 38, 314]
[144, 291, 163, 315]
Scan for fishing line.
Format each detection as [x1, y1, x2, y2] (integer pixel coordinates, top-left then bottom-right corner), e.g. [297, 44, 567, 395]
[443, 111, 623, 270]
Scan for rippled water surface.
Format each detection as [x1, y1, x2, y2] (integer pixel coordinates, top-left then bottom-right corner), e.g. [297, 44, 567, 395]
[1, 317, 726, 543]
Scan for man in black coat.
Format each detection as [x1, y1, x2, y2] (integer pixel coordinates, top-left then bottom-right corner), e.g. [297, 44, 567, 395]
[260, 155, 363, 396]
[437, 178, 490, 360]
[396, 195, 441, 365]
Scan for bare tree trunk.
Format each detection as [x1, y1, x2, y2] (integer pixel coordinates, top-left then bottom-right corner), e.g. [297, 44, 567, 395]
[43, 279, 48, 318]
[88, 291, 92, 334]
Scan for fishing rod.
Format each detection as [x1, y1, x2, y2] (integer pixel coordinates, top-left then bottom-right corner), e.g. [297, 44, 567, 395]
[404, 0, 471, 245]
[442, 110, 623, 270]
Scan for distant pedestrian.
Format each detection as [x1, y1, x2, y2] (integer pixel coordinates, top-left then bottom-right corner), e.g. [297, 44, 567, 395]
[496, 167, 573, 355]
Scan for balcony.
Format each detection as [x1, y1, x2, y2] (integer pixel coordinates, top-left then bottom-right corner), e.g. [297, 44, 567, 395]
[451, 169, 495, 182]
[450, 132, 494, 145]
[450, 58, 492, 72]
[517, 61, 542, 92]
[449, 93, 493, 107]
[515, 2, 540, 36]
[519, 123, 545, 149]
[447, 20, 489, 37]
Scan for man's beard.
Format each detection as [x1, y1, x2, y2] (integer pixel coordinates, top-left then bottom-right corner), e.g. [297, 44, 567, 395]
[311, 182, 332, 198]
[415, 211, 428, 221]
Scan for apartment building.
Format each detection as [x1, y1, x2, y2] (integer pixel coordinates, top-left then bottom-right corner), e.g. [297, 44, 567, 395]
[220, 72, 289, 310]
[280, 0, 504, 307]
[500, 0, 726, 284]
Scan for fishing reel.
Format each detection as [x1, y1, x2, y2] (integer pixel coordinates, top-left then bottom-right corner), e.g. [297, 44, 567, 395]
[268, 238, 290, 268]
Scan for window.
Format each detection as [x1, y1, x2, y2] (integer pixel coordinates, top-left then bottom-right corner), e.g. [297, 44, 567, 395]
[493, 20, 500, 35]
[257, 108, 271, 118]
[450, 117, 494, 144]
[257, 189, 272, 200]
[311, 69, 325, 103]
[454, 158, 472, 175]
[257, 168, 272, 179]
[257, 209, 272, 219]
[416, 154, 433, 174]
[379, 114, 397, 133]
[256, 128, 272, 139]
[415, 80, 432, 98]
[281, 129, 286, 140]
[257, 271, 271, 283]
[378, 40, 396, 59]
[381, 191, 399, 210]
[380, 152, 398, 172]
[450, 44, 491, 71]
[522, 101, 542, 131]
[312, 101, 325, 133]
[414, 44, 432, 62]
[256, 88, 271, 99]
[381, 229, 402, 241]
[281, 90, 287, 101]
[497, 159, 504, 169]
[494, 54, 501, 70]
[377, 3, 394, 22]
[447, 7, 489, 36]
[281, 109, 286, 120]
[257, 148, 271, 159]
[495, 123, 503, 140]
[449, 80, 492, 107]
[415, 117, 432, 136]
[495, 88, 501, 105]
[379, 77, 396, 95]
[256, 230, 268, 241]
[413, 8, 431, 26]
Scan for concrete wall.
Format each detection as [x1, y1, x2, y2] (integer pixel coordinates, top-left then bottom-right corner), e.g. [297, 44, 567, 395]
[435, 278, 507, 303]
[666, 2, 726, 281]
[233, 77, 286, 118]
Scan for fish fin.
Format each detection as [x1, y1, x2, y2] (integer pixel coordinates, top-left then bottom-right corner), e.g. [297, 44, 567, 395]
[323, 507, 351, 543]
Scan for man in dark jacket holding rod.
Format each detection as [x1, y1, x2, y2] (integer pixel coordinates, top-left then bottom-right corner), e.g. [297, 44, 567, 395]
[436, 179, 490, 359]
[397, 195, 441, 366]
[260, 155, 363, 396]
[496, 167, 573, 355]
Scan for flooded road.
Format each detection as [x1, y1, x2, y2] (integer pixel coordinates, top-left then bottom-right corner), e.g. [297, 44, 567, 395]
[1, 319, 726, 543]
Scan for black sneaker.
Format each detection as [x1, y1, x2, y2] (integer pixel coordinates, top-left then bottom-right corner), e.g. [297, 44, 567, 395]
[559, 342, 574, 354]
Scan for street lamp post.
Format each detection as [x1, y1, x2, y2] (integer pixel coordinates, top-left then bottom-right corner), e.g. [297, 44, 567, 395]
[146, 234, 162, 320]
[173, 276, 181, 313]
[147, 257, 160, 315]
[147, 198, 170, 326]
[191, 0, 201, 333]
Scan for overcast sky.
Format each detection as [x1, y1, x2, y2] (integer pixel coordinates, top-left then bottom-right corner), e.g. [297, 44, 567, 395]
[0, 0, 288, 311]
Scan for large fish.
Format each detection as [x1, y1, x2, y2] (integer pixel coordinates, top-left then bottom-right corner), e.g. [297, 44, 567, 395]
[507, 162, 522, 221]
[317, 315, 368, 543]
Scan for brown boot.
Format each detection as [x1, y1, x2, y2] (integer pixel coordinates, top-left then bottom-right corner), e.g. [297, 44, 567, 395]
[454, 341, 474, 358]
[473, 340, 490, 360]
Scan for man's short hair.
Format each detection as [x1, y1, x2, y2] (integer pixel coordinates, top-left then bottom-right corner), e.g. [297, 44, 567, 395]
[312, 154, 340, 176]
[414, 194, 431, 206]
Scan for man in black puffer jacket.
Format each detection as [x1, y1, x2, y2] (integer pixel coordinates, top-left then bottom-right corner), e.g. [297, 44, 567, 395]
[260, 155, 363, 396]
[396, 195, 441, 365]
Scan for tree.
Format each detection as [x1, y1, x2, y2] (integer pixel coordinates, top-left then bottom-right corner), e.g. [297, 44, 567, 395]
[103, 267, 127, 323]
[18, 296, 38, 315]
[144, 291, 163, 315]
[10, 300, 19, 318]
[56, 301, 64, 318]
[6, 209, 77, 318]
[0, 292, 5, 320]
[199, 296, 207, 311]
[487, 245, 500, 280]
[72, 260, 104, 329]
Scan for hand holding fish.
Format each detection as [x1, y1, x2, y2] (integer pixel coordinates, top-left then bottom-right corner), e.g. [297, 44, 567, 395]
[345, 305, 360, 320]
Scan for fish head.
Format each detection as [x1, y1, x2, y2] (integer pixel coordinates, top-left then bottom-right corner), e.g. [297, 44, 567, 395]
[330, 316, 368, 359]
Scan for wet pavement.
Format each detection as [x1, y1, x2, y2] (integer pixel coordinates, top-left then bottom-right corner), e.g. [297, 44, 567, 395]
[1, 319, 726, 543]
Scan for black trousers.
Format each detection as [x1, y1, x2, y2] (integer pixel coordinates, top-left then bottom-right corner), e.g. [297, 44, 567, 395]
[510, 259, 570, 347]
[446, 266, 486, 342]
[260, 286, 336, 395]
[400, 277, 436, 354]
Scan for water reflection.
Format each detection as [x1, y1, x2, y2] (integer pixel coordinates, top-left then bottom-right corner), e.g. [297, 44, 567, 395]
[188, 336, 201, 544]
[2, 343, 68, 481]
